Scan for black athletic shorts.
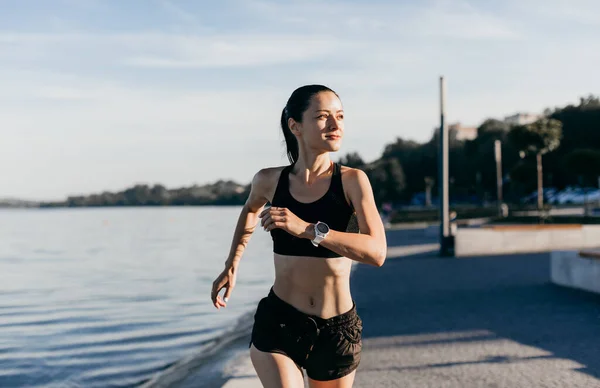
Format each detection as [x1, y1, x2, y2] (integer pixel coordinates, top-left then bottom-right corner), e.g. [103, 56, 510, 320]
[249, 288, 362, 381]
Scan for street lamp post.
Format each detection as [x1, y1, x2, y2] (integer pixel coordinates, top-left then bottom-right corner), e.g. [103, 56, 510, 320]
[495, 140, 504, 216]
[438, 76, 451, 256]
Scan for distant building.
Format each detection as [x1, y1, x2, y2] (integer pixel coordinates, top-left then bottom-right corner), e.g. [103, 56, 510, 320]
[504, 113, 542, 126]
[449, 122, 478, 141]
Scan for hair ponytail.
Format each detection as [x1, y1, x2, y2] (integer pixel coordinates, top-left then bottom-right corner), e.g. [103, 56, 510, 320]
[281, 107, 299, 165]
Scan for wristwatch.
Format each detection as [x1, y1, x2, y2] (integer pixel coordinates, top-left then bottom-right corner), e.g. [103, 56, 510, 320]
[311, 221, 330, 247]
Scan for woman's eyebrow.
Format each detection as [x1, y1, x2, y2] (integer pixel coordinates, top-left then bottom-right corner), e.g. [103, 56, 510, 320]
[314, 109, 344, 113]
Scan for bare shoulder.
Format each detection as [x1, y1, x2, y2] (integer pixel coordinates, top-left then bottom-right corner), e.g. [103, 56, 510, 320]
[254, 165, 286, 180]
[340, 165, 371, 189]
[339, 165, 372, 206]
[249, 166, 287, 205]
[253, 166, 286, 189]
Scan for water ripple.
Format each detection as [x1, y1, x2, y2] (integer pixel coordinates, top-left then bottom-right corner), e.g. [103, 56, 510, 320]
[0, 207, 275, 387]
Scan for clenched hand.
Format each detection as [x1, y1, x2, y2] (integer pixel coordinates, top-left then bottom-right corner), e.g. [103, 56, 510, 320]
[259, 207, 311, 237]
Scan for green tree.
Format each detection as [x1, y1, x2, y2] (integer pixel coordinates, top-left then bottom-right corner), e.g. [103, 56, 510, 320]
[150, 184, 169, 205]
[477, 118, 511, 137]
[364, 158, 406, 205]
[565, 149, 600, 210]
[508, 118, 563, 209]
[338, 152, 365, 169]
[508, 160, 537, 201]
[547, 95, 600, 188]
[382, 136, 436, 201]
[565, 149, 600, 185]
[461, 119, 520, 202]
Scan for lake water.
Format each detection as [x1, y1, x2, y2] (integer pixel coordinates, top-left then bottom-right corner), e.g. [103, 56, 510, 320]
[0, 207, 275, 387]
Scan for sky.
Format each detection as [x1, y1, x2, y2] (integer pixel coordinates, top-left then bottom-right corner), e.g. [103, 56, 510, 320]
[1, 0, 599, 201]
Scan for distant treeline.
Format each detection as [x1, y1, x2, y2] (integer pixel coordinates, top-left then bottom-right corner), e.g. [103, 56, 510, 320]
[37, 94, 600, 208]
[40, 181, 250, 208]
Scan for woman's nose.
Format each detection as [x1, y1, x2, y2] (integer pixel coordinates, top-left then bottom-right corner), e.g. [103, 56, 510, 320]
[328, 116, 341, 129]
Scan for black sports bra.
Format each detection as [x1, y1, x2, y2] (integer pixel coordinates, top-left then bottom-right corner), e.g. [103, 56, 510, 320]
[269, 162, 359, 257]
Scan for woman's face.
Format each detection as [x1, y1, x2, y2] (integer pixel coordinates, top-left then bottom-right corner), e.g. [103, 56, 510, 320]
[293, 91, 344, 153]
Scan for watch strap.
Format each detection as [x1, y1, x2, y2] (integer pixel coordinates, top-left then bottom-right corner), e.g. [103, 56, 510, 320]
[312, 233, 325, 247]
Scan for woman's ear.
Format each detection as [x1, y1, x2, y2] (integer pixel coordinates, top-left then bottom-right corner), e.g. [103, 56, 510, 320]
[288, 118, 301, 137]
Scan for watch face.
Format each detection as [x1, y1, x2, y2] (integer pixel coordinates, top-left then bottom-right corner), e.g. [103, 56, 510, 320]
[317, 223, 329, 233]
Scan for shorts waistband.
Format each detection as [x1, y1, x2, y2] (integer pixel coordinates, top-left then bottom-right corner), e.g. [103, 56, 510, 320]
[267, 287, 357, 328]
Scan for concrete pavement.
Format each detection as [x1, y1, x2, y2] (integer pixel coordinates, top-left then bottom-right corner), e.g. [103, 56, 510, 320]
[351, 239, 600, 387]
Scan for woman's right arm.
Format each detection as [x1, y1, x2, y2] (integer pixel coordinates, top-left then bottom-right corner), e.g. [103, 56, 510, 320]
[210, 169, 272, 309]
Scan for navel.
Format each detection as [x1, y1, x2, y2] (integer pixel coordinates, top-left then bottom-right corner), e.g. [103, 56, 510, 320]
[309, 297, 315, 307]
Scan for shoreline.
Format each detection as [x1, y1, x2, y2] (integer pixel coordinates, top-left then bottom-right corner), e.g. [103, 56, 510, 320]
[140, 310, 255, 388]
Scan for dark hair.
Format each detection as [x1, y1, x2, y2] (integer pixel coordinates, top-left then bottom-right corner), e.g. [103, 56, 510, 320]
[281, 84, 339, 165]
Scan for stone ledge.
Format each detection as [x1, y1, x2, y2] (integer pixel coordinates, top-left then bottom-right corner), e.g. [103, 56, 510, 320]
[579, 250, 600, 259]
[455, 225, 600, 257]
[551, 250, 600, 294]
[482, 224, 583, 230]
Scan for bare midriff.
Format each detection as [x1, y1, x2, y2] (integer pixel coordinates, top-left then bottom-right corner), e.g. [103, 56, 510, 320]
[272, 253, 354, 319]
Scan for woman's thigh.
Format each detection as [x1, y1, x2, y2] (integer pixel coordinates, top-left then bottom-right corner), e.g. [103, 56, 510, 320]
[308, 370, 356, 388]
[250, 344, 305, 388]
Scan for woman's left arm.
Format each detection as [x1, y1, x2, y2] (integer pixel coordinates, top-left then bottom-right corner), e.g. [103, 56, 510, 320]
[314, 168, 387, 266]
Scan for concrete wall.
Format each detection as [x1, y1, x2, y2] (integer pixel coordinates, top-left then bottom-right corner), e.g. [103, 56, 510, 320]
[423, 218, 491, 238]
[454, 225, 600, 257]
[551, 250, 600, 294]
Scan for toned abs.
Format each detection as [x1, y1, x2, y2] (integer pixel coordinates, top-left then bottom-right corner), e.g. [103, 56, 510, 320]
[272, 254, 354, 318]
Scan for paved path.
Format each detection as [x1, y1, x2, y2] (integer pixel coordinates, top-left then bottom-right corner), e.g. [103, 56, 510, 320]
[187, 228, 600, 387]
[351, 230, 600, 387]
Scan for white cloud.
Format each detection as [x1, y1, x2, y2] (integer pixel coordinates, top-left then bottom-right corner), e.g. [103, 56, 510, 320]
[512, 0, 600, 26]
[34, 86, 95, 100]
[0, 31, 353, 69]
[122, 34, 349, 68]
[0, 32, 84, 44]
[410, 0, 520, 40]
[157, 0, 200, 24]
[0, 72, 281, 136]
[238, 0, 520, 40]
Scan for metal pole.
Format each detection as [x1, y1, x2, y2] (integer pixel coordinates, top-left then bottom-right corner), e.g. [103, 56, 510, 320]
[439, 76, 450, 255]
[537, 152, 543, 210]
[495, 140, 503, 216]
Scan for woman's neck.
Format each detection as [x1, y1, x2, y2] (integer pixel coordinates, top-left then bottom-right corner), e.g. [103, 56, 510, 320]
[292, 155, 332, 185]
